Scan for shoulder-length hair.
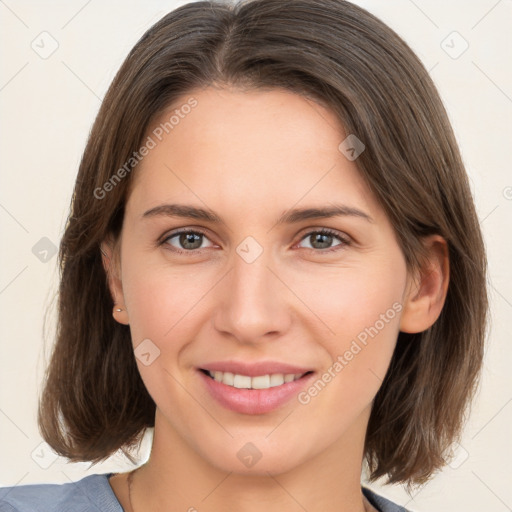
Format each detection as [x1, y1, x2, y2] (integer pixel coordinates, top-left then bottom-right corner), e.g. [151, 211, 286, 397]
[38, 0, 488, 486]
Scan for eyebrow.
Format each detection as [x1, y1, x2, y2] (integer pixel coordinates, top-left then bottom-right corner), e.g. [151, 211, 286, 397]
[142, 203, 374, 225]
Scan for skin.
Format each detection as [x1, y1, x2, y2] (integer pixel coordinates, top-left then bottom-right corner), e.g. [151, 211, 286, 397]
[103, 86, 449, 512]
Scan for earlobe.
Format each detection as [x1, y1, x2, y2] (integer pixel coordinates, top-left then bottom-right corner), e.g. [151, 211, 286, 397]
[399, 235, 450, 334]
[112, 305, 130, 325]
[100, 239, 130, 325]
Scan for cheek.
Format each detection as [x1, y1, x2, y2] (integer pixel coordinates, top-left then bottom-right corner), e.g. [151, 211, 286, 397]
[301, 258, 406, 412]
[119, 257, 206, 405]
[120, 245, 203, 341]
[122, 270, 175, 344]
[286, 254, 405, 345]
[328, 273, 404, 358]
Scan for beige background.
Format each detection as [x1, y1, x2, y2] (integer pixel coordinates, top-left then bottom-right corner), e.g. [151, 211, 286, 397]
[1, 1, 511, 510]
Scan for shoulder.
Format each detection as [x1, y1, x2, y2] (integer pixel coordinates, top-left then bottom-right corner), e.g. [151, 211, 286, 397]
[363, 486, 411, 512]
[0, 473, 122, 512]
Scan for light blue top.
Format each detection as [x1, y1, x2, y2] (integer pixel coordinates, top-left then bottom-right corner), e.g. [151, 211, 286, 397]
[0, 473, 410, 511]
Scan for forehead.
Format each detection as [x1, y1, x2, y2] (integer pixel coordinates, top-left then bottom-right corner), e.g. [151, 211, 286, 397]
[126, 86, 383, 225]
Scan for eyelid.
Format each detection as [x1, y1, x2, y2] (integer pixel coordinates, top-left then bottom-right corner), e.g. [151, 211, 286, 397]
[297, 226, 351, 241]
[159, 226, 210, 243]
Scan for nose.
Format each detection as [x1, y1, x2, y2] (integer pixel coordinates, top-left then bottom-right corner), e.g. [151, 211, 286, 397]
[212, 246, 292, 344]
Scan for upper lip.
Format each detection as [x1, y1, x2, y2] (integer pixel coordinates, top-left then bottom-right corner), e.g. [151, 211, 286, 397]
[199, 360, 314, 377]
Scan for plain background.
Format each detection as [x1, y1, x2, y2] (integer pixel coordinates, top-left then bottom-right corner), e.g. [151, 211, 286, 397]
[0, 1, 511, 511]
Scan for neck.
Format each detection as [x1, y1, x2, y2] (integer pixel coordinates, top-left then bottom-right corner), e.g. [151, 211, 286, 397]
[129, 407, 373, 512]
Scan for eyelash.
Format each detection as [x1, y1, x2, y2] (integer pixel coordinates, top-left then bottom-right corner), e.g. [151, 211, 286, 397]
[159, 227, 351, 256]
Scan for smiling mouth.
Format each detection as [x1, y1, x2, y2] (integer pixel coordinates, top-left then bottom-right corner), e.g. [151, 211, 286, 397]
[199, 369, 314, 390]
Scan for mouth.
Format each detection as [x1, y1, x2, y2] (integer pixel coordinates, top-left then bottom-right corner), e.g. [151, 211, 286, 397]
[197, 367, 316, 415]
[199, 368, 314, 390]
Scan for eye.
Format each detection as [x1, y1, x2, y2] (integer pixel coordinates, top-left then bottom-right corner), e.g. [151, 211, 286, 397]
[160, 229, 215, 255]
[159, 227, 351, 256]
[296, 228, 350, 253]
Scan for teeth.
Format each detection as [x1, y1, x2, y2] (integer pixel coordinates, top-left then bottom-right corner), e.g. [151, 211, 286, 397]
[233, 374, 252, 389]
[208, 370, 305, 389]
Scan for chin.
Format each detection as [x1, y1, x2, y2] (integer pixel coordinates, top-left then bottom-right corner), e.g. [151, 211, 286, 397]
[195, 435, 309, 477]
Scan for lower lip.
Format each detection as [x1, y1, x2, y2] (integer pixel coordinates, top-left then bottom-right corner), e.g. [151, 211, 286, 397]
[198, 370, 315, 415]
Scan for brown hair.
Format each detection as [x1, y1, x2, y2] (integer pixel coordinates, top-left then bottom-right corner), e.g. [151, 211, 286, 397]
[38, 0, 488, 487]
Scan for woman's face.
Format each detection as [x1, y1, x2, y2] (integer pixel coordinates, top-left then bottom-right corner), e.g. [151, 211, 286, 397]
[114, 86, 411, 475]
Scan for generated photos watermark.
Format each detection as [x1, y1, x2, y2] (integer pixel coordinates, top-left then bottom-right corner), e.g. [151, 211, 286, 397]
[297, 301, 403, 405]
[93, 97, 198, 200]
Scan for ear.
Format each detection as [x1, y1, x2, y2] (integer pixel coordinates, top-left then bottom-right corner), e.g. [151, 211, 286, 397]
[100, 237, 129, 325]
[399, 235, 450, 334]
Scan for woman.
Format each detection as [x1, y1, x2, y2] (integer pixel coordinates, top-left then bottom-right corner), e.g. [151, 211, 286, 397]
[0, 0, 487, 511]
